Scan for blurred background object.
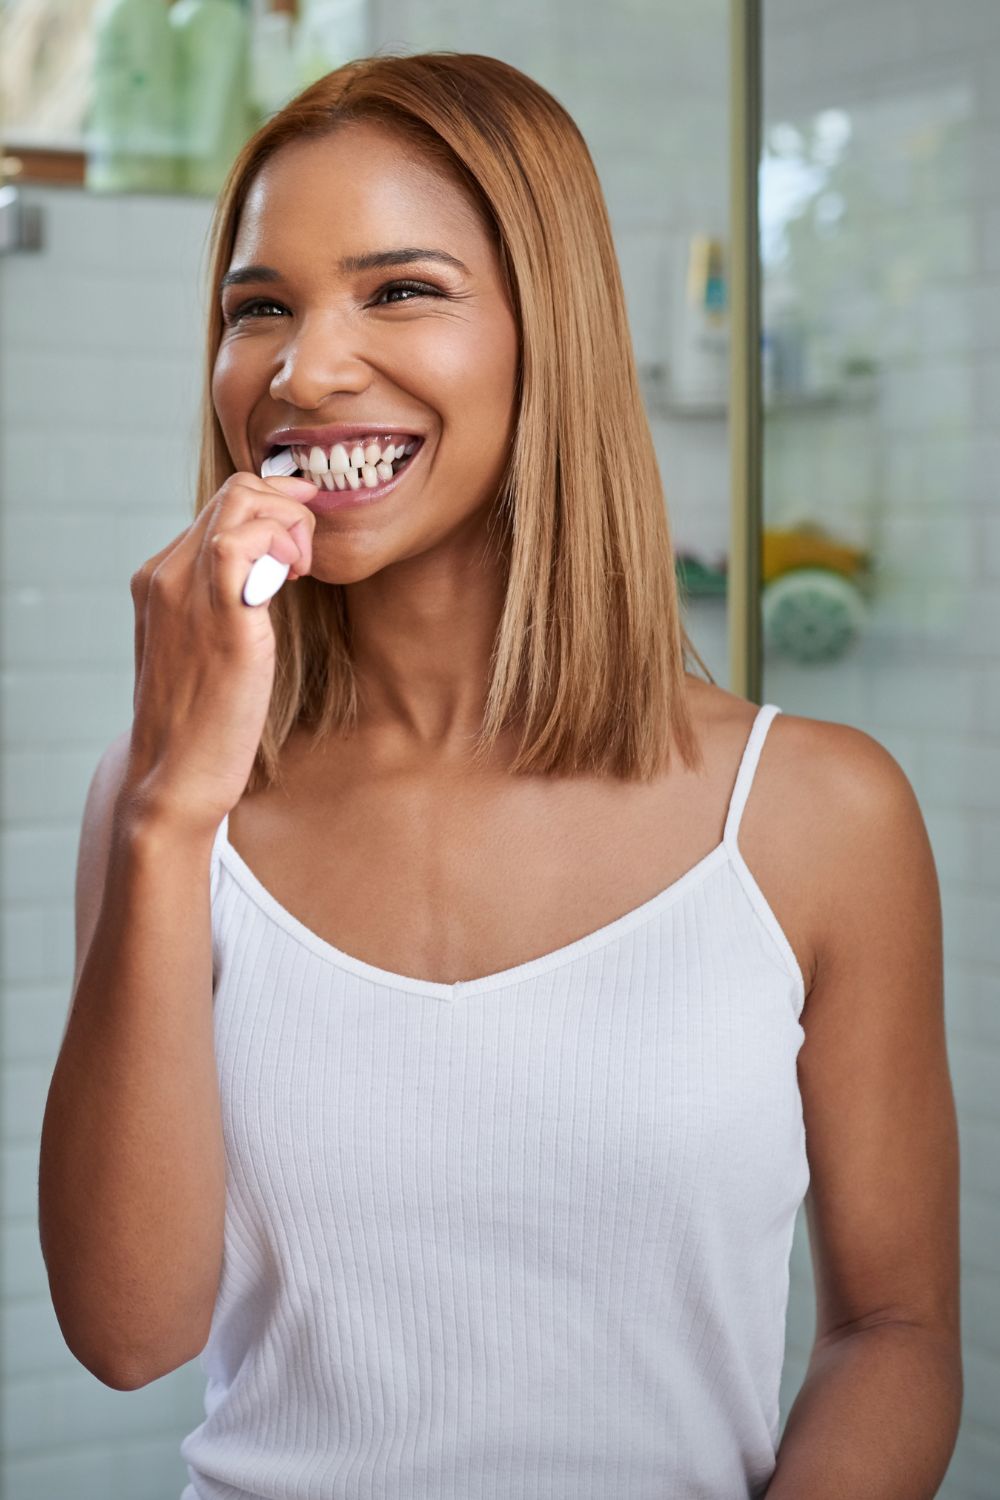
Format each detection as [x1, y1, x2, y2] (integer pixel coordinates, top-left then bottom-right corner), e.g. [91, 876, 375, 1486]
[1, 0, 97, 148]
[0, 1, 997, 1496]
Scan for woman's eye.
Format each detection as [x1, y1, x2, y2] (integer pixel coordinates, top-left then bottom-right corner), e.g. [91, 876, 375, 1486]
[224, 298, 286, 325]
[223, 281, 443, 324]
[374, 280, 442, 305]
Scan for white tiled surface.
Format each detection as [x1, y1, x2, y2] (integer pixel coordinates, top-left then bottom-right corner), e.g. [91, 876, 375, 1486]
[760, 4, 1000, 1492]
[1, 182, 216, 1499]
[1, 0, 997, 1495]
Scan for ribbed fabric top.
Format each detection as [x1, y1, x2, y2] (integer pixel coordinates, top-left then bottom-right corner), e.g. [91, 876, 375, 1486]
[180, 701, 809, 1500]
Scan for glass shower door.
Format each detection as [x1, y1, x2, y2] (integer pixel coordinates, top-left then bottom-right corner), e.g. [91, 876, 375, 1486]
[761, 4, 998, 1492]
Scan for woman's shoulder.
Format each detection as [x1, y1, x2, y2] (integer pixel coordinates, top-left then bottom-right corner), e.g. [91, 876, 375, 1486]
[689, 678, 921, 997]
[688, 675, 904, 798]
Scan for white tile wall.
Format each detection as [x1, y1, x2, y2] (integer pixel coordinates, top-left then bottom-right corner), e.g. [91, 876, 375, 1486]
[761, 3, 1000, 1495]
[1, 0, 996, 1495]
[1, 181, 215, 1498]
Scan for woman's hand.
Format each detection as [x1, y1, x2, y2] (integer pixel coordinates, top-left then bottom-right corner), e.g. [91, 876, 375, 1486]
[122, 471, 320, 835]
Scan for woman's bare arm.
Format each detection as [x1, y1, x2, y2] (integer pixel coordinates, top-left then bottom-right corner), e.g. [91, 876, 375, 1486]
[38, 730, 226, 1390]
[766, 719, 962, 1497]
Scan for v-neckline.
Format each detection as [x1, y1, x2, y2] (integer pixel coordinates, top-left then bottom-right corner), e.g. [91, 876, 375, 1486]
[214, 823, 732, 1001]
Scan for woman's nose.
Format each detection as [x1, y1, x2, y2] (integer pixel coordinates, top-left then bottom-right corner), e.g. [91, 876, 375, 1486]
[268, 318, 372, 407]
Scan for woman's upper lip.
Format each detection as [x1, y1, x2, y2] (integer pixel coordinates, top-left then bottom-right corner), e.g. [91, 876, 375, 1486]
[262, 422, 424, 457]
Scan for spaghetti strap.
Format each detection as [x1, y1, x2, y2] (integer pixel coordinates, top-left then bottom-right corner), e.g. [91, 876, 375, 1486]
[722, 703, 782, 854]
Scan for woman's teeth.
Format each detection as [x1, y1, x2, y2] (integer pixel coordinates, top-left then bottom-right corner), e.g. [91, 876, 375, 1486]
[288, 436, 419, 490]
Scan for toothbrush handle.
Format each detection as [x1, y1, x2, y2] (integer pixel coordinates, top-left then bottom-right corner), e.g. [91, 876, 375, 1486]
[242, 553, 291, 607]
[243, 449, 302, 604]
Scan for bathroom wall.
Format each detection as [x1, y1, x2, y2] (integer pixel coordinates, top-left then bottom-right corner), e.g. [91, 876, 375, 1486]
[760, 2, 1000, 1496]
[1, 188, 218, 1497]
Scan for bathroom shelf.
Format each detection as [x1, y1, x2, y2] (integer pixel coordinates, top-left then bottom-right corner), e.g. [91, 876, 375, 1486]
[675, 556, 727, 598]
[659, 388, 876, 418]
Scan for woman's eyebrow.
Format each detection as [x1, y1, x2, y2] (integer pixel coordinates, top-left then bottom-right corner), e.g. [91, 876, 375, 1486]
[219, 247, 470, 291]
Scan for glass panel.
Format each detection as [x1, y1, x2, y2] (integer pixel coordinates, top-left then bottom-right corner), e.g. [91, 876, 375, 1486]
[762, 4, 995, 1488]
[0, 6, 733, 1495]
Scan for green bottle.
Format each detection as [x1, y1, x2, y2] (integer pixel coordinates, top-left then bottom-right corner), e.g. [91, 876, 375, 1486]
[170, 0, 255, 196]
[85, 0, 181, 193]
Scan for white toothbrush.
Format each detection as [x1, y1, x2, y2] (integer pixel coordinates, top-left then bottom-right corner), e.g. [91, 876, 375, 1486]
[242, 447, 301, 606]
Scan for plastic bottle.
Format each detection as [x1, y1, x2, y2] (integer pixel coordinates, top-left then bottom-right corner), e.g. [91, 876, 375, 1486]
[293, 0, 369, 87]
[670, 234, 730, 408]
[170, 0, 255, 196]
[760, 330, 776, 407]
[248, 0, 299, 125]
[767, 284, 807, 399]
[85, 0, 181, 193]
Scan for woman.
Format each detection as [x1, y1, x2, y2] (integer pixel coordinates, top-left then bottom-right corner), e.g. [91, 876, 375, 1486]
[42, 51, 961, 1500]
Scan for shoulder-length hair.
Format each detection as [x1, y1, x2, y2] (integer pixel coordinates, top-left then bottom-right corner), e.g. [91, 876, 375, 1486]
[196, 50, 715, 792]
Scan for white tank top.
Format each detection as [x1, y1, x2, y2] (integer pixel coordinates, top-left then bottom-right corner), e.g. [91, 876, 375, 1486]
[180, 700, 809, 1500]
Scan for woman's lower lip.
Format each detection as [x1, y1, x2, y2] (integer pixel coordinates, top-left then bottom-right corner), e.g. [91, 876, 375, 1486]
[303, 443, 423, 514]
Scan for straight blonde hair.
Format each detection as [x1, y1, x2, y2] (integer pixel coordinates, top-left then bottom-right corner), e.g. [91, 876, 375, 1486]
[196, 51, 715, 792]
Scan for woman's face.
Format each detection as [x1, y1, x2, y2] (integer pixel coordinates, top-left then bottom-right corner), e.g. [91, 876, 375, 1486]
[213, 122, 520, 584]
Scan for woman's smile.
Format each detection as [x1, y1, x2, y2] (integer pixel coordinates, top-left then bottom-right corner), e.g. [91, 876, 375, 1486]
[291, 434, 426, 515]
[257, 425, 426, 515]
